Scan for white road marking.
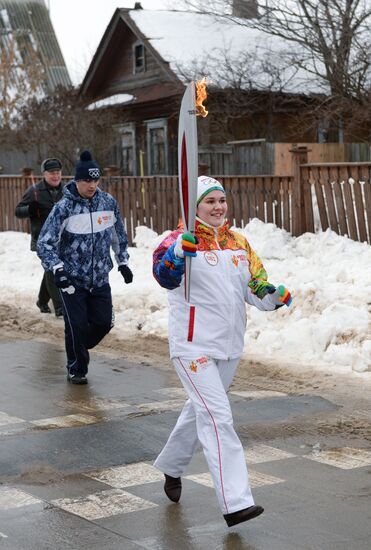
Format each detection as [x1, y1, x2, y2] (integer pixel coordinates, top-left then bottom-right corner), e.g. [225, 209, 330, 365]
[85, 462, 163, 488]
[0, 487, 42, 510]
[306, 447, 371, 469]
[52, 488, 157, 520]
[185, 472, 214, 487]
[185, 469, 285, 488]
[31, 414, 98, 428]
[230, 390, 287, 399]
[248, 470, 285, 487]
[244, 444, 295, 463]
[0, 411, 25, 426]
[136, 400, 184, 412]
[64, 398, 131, 412]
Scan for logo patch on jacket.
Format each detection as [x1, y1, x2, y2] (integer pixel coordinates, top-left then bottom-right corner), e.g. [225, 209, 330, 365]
[196, 356, 209, 370]
[98, 214, 112, 225]
[189, 361, 197, 373]
[232, 255, 239, 267]
[232, 254, 247, 267]
[204, 251, 218, 266]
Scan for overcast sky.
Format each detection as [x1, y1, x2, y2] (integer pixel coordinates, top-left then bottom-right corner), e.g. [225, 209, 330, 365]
[47, 0, 171, 85]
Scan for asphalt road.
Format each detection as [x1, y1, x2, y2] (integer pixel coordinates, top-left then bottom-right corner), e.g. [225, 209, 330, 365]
[1, 338, 370, 550]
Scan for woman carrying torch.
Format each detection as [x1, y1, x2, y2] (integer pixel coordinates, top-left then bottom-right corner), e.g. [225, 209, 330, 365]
[152, 175, 292, 527]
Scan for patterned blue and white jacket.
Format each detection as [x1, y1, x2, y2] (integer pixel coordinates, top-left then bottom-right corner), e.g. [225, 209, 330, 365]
[37, 181, 129, 289]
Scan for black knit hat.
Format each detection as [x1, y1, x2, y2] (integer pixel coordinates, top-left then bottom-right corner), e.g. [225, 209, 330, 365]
[74, 150, 100, 181]
[41, 158, 62, 172]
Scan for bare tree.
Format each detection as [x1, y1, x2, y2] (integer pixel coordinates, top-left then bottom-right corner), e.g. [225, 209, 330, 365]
[180, 0, 371, 139]
[0, 32, 45, 128]
[6, 88, 123, 173]
[181, 1, 370, 97]
[175, 45, 316, 141]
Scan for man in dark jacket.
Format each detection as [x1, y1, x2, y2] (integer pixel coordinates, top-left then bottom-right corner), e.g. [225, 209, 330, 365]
[37, 151, 133, 385]
[15, 158, 64, 316]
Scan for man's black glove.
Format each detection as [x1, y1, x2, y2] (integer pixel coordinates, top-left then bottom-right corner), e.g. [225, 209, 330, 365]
[28, 202, 40, 217]
[28, 202, 50, 218]
[118, 265, 133, 284]
[54, 268, 74, 291]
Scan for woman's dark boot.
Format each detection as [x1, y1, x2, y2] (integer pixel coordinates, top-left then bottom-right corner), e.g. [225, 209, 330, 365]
[224, 504, 264, 527]
[164, 474, 182, 502]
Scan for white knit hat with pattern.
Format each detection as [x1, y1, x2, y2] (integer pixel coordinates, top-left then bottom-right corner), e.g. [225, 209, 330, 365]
[197, 176, 225, 205]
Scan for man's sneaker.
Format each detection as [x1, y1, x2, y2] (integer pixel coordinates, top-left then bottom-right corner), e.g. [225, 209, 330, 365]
[67, 370, 88, 385]
[36, 300, 51, 314]
[55, 307, 63, 317]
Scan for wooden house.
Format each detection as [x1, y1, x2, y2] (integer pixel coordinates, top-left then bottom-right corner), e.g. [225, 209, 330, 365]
[79, 5, 368, 176]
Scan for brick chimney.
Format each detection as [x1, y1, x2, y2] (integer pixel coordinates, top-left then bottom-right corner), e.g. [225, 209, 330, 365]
[232, 0, 259, 19]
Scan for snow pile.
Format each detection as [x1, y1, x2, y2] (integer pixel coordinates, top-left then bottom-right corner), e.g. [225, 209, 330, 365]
[0, 219, 370, 373]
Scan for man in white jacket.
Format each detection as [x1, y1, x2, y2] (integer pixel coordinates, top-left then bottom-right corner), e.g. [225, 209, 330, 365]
[152, 176, 292, 527]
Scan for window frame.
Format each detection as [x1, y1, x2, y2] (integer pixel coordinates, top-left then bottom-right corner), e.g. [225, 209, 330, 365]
[133, 41, 145, 74]
[145, 118, 169, 176]
[114, 123, 136, 176]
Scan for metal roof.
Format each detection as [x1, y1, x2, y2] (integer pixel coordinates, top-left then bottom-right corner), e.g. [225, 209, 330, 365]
[0, 0, 71, 92]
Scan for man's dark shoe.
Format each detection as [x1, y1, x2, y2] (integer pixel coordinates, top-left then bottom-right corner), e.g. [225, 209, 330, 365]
[164, 474, 182, 503]
[224, 505, 264, 527]
[67, 370, 88, 385]
[55, 307, 63, 317]
[36, 300, 51, 314]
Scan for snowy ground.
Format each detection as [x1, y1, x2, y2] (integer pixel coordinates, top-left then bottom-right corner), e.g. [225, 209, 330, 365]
[0, 219, 370, 375]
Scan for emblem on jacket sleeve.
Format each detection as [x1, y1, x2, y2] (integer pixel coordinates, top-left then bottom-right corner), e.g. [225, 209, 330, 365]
[204, 251, 218, 266]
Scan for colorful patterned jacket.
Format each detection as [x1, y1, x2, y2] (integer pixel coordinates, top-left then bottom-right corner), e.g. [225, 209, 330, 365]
[153, 219, 278, 359]
[37, 181, 129, 289]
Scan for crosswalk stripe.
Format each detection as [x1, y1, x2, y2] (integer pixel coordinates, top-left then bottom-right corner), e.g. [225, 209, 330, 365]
[0, 487, 42, 510]
[306, 447, 371, 469]
[85, 462, 164, 487]
[51, 489, 158, 520]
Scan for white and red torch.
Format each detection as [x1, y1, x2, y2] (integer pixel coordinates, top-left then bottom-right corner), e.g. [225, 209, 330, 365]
[178, 78, 208, 302]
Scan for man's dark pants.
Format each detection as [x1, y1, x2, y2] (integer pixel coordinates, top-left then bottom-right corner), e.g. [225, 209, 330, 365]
[59, 283, 113, 376]
[38, 270, 62, 311]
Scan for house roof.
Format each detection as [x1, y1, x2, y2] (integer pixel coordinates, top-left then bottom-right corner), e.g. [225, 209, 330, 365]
[0, 0, 71, 92]
[129, 9, 326, 94]
[80, 7, 325, 103]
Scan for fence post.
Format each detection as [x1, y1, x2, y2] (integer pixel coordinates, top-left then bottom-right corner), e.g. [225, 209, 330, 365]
[290, 146, 308, 236]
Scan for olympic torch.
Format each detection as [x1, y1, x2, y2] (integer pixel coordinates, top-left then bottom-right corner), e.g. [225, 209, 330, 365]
[178, 78, 208, 302]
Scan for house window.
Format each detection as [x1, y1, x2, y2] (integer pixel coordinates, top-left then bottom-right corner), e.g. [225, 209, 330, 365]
[146, 119, 168, 175]
[133, 42, 145, 73]
[115, 124, 136, 175]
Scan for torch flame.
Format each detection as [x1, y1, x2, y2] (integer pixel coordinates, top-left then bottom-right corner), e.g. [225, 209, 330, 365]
[195, 77, 208, 117]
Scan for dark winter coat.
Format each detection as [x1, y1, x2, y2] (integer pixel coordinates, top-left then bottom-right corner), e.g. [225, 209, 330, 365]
[15, 179, 65, 251]
[37, 181, 129, 289]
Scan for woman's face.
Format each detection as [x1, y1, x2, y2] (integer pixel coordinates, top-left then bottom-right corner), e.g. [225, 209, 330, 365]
[197, 190, 227, 227]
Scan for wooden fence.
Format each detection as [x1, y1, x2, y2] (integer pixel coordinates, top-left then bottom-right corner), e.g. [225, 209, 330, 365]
[1, 154, 370, 245]
[0, 174, 295, 246]
[300, 162, 371, 243]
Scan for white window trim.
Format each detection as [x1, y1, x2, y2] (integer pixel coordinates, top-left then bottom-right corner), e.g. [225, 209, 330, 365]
[145, 118, 168, 176]
[114, 123, 136, 176]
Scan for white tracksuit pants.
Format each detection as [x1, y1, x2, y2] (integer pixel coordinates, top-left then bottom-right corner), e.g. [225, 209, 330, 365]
[154, 356, 255, 515]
